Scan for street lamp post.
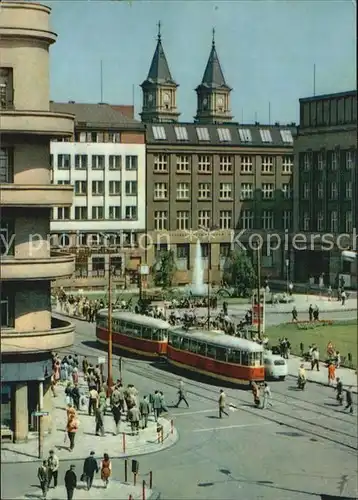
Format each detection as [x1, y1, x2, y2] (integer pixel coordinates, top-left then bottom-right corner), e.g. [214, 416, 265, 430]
[107, 265, 115, 395]
[285, 258, 290, 295]
[256, 243, 261, 339]
[199, 224, 218, 329]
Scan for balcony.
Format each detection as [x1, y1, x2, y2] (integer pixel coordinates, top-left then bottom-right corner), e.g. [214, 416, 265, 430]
[0, 184, 73, 207]
[1, 251, 75, 281]
[0, 110, 74, 137]
[1, 317, 74, 353]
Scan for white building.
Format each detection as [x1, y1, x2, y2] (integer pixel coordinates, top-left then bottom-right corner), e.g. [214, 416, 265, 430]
[49, 102, 147, 287]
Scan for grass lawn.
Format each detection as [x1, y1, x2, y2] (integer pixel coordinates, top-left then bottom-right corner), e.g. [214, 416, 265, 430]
[266, 321, 358, 368]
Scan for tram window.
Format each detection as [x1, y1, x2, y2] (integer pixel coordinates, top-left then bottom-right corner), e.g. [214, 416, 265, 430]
[189, 341, 198, 353]
[207, 345, 216, 359]
[241, 352, 249, 366]
[216, 347, 227, 362]
[181, 338, 190, 351]
[142, 327, 151, 340]
[162, 329, 168, 340]
[248, 353, 257, 366]
[152, 329, 163, 341]
[227, 350, 241, 364]
[197, 342, 207, 356]
[171, 335, 181, 348]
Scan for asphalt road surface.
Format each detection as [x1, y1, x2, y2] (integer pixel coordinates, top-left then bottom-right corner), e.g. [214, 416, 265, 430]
[2, 312, 357, 500]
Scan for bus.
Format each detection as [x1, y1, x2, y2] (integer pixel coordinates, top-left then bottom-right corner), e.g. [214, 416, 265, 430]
[96, 310, 170, 358]
[167, 328, 264, 385]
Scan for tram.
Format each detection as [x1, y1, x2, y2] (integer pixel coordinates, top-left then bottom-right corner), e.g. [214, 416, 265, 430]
[96, 310, 170, 357]
[167, 328, 265, 385]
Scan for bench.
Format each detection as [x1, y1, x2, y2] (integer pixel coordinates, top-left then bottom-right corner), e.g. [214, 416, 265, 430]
[1, 428, 13, 442]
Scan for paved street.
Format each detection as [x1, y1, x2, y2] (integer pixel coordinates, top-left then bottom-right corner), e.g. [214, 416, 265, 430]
[2, 314, 357, 500]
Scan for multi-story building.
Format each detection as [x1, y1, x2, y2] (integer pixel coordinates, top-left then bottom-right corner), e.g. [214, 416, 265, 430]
[49, 103, 146, 289]
[141, 28, 296, 284]
[293, 90, 357, 287]
[0, 1, 75, 441]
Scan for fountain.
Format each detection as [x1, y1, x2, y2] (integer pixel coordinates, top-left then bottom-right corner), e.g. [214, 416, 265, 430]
[188, 239, 207, 295]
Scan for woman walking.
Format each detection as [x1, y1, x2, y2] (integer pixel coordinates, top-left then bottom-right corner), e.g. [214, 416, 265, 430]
[100, 453, 111, 488]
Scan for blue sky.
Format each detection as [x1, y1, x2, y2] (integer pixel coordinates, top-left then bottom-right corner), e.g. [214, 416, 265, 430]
[48, 0, 356, 124]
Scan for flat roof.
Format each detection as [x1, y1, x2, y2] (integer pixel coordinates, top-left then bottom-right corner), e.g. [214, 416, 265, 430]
[97, 310, 171, 329]
[299, 90, 356, 103]
[171, 328, 263, 352]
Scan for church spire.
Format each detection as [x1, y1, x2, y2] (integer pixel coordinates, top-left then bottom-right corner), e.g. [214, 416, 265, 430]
[140, 23, 180, 123]
[194, 30, 232, 124]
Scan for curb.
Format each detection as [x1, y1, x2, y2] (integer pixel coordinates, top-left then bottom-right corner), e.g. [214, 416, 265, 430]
[287, 373, 358, 394]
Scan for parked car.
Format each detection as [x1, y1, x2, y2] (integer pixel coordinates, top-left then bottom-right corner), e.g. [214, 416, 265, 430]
[264, 352, 288, 380]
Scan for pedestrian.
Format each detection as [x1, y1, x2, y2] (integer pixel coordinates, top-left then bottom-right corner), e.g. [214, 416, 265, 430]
[47, 449, 59, 488]
[98, 387, 107, 413]
[328, 362, 336, 385]
[71, 384, 80, 411]
[262, 382, 272, 408]
[129, 404, 140, 435]
[95, 406, 105, 436]
[345, 386, 353, 414]
[341, 289, 346, 306]
[64, 464, 77, 500]
[65, 382, 73, 406]
[100, 453, 111, 488]
[327, 285, 332, 301]
[218, 389, 229, 418]
[153, 390, 162, 421]
[174, 380, 189, 408]
[139, 395, 150, 429]
[311, 348, 320, 371]
[110, 386, 122, 435]
[82, 451, 99, 491]
[335, 377, 343, 405]
[288, 281, 293, 296]
[82, 356, 89, 379]
[308, 304, 313, 322]
[88, 387, 99, 416]
[66, 408, 79, 451]
[72, 366, 79, 385]
[159, 391, 169, 414]
[38, 460, 49, 499]
[291, 306, 298, 322]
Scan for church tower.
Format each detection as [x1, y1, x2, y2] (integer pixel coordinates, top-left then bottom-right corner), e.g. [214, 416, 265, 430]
[140, 22, 180, 123]
[195, 30, 233, 124]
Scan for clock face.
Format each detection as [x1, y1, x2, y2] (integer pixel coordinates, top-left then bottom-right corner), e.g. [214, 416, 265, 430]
[203, 98, 208, 105]
[148, 94, 153, 102]
[163, 92, 170, 103]
[217, 97, 224, 106]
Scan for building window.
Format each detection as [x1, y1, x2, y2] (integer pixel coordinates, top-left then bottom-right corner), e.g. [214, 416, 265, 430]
[92, 155, 105, 170]
[196, 127, 210, 141]
[57, 207, 70, 220]
[303, 182, 310, 199]
[57, 180, 70, 185]
[176, 182, 189, 200]
[92, 180, 104, 195]
[92, 256, 105, 277]
[217, 128, 232, 142]
[282, 156, 293, 174]
[331, 151, 338, 170]
[153, 154, 168, 172]
[0, 148, 13, 183]
[238, 128, 252, 142]
[176, 243, 189, 259]
[92, 206, 104, 220]
[125, 155, 138, 171]
[241, 155, 253, 173]
[74, 180, 87, 195]
[154, 182, 168, 200]
[125, 180, 137, 196]
[74, 154, 88, 170]
[176, 155, 190, 173]
[219, 183, 233, 200]
[154, 211, 168, 230]
[152, 125, 166, 140]
[58, 154, 71, 169]
[0, 219, 15, 256]
[283, 210, 292, 230]
[330, 211, 338, 232]
[345, 181, 352, 199]
[262, 183, 274, 199]
[220, 243, 231, 258]
[1, 291, 14, 328]
[317, 182, 324, 199]
[108, 132, 121, 143]
[259, 129, 273, 143]
[198, 183, 211, 199]
[303, 212, 310, 231]
[109, 155, 122, 170]
[198, 155, 211, 173]
[198, 210, 211, 228]
[109, 180, 121, 195]
[219, 155, 232, 173]
[240, 183, 253, 200]
[280, 129, 293, 143]
[262, 210, 274, 229]
[109, 206, 121, 220]
[241, 210, 254, 229]
[261, 156, 273, 174]
[317, 211, 324, 231]
[303, 153, 311, 171]
[346, 151, 353, 170]
[282, 183, 291, 199]
[125, 206, 137, 220]
[345, 211, 352, 232]
[219, 210, 232, 230]
[174, 126, 189, 141]
[176, 211, 189, 230]
[318, 152, 325, 170]
[0, 68, 14, 109]
[74, 207, 87, 220]
[330, 182, 338, 200]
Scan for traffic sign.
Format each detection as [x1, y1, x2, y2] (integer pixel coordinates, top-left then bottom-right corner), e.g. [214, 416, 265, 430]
[32, 411, 49, 417]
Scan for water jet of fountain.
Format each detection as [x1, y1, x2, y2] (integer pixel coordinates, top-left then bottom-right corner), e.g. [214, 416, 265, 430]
[189, 239, 207, 296]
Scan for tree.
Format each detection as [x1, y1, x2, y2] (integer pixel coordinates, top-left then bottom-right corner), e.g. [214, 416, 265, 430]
[152, 249, 176, 288]
[222, 249, 256, 297]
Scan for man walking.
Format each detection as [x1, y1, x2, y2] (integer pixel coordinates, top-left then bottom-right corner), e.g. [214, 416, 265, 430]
[219, 389, 229, 418]
[95, 406, 105, 436]
[64, 464, 77, 500]
[129, 404, 140, 436]
[174, 380, 189, 408]
[152, 391, 162, 421]
[37, 460, 48, 499]
[47, 449, 59, 488]
[88, 387, 99, 416]
[139, 395, 150, 429]
[262, 383, 272, 409]
[110, 385, 122, 435]
[82, 451, 98, 491]
[345, 386, 353, 414]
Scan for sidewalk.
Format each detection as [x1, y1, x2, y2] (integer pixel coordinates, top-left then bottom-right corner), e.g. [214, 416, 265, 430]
[1, 377, 178, 465]
[13, 479, 157, 500]
[286, 355, 358, 394]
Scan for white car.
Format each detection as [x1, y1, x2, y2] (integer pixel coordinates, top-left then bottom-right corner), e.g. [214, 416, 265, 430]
[264, 353, 288, 381]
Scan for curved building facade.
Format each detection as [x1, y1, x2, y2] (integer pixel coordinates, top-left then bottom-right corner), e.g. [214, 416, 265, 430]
[0, 1, 75, 442]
